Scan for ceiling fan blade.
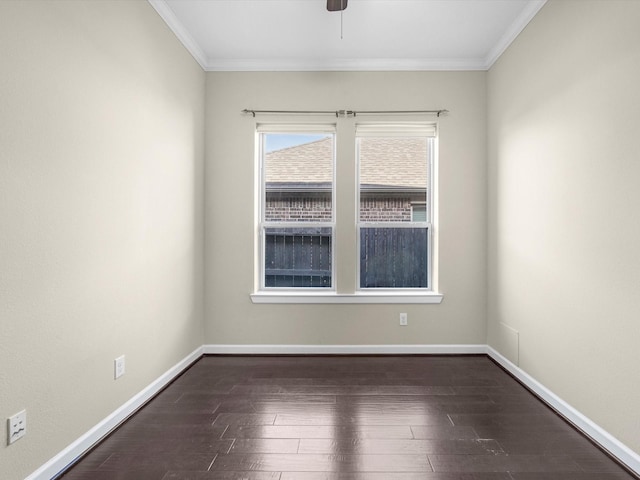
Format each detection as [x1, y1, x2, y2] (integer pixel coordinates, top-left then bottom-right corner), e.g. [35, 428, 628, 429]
[327, 0, 348, 12]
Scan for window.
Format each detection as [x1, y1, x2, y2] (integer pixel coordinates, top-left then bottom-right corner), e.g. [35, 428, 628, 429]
[259, 127, 335, 289]
[255, 121, 438, 301]
[357, 125, 434, 289]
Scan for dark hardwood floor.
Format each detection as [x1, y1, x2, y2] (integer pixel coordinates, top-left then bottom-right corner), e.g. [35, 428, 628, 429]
[59, 355, 637, 480]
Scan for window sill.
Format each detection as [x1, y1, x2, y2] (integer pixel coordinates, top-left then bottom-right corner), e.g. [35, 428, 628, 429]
[250, 291, 444, 304]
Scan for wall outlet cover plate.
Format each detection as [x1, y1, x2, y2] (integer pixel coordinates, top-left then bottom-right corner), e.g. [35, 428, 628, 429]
[114, 355, 125, 379]
[8, 410, 26, 445]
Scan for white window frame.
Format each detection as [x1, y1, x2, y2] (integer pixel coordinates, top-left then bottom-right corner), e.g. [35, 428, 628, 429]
[257, 125, 336, 291]
[356, 126, 435, 292]
[251, 121, 442, 304]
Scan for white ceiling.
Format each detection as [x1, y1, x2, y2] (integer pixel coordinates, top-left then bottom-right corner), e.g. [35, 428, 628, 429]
[149, 0, 547, 71]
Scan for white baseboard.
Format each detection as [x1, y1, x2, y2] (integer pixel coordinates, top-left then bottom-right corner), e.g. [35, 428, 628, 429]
[487, 346, 640, 477]
[28, 346, 203, 480]
[30, 344, 639, 479]
[203, 344, 488, 355]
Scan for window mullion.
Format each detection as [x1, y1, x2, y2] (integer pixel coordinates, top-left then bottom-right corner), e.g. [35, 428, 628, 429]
[334, 117, 357, 294]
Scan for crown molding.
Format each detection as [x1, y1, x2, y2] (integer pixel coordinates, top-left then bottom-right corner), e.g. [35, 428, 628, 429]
[204, 57, 488, 72]
[484, 0, 548, 69]
[148, 0, 208, 70]
[150, 0, 547, 72]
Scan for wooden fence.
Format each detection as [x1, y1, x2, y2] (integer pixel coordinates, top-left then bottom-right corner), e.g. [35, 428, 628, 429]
[264, 227, 428, 288]
[264, 228, 332, 287]
[359, 227, 428, 288]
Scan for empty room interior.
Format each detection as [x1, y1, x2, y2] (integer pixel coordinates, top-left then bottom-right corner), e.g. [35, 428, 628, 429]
[1, 0, 639, 479]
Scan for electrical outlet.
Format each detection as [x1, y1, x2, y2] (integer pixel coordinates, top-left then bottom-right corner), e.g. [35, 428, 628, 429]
[114, 355, 125, 379]
[399, 313, 408, 326]
[8, 410, 26, 445]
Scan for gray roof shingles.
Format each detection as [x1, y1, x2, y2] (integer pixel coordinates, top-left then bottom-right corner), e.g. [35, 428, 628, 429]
[265, 136, 427, 190]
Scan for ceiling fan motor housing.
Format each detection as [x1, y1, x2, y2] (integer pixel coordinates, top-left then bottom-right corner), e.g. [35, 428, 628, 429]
[327, 0, 348, 12]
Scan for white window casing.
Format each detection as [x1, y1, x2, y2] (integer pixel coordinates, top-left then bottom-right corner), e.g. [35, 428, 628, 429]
[254, 121, 442, 303]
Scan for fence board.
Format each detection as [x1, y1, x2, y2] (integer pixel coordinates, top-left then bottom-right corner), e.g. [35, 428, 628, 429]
[265, 229, 332, 287]
[264, 227, 428, 288]
[360, 227, 428, 288]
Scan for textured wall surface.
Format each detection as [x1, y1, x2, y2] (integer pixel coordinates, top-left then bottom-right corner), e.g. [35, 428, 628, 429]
[488, 0, 640, 455]
[9, 0, 640, 477]
[0, 2, 205, 478]
[204, 71, 487, 345]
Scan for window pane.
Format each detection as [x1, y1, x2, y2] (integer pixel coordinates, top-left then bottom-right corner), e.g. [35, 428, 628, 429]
[264, 227, 332, 288]
[411, 204, 427, 222]
[264, 134, 333, 223]
[360, 227, 428, 288]
[358, 137, 428, 222]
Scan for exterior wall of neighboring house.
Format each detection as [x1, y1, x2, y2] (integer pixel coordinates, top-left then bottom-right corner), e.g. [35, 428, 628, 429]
[360, 194, 418, 222]
[265, 193, 422, 222]
[264, 136, 427, 223]
[265, 194, 332, 222]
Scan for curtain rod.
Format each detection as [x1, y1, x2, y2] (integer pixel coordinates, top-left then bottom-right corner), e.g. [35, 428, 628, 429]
[242, 109, 448, 118]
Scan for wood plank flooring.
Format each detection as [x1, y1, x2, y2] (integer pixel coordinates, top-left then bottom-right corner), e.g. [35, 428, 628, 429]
[59, 355, 637, 480]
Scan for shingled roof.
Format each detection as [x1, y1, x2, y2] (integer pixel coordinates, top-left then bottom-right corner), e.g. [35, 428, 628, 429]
[265, 136, 427, 191]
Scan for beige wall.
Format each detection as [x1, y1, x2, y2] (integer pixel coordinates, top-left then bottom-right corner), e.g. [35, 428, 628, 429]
[8, 0, 640, 477]
[205, 72, 487, 345]
[488, 0, 640, 454]
[0, 1, 205, 478]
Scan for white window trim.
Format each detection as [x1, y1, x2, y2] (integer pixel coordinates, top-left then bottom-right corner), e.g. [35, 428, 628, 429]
[250, 291, 443, 304]
[253, 120, 443, 304]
